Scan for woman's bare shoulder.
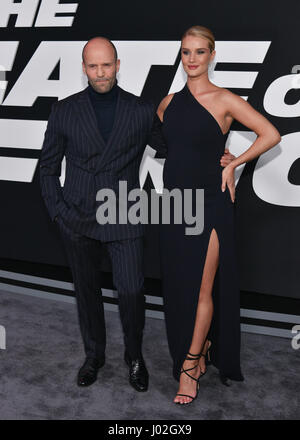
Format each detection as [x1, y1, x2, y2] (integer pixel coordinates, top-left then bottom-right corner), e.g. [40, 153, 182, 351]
[216, 87, 249, 114]
[218, 87, 244, 104]
[157, 94, 175, 122]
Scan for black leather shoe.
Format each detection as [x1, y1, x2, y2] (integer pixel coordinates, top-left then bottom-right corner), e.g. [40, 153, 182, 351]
[124, 351, 149, 392]
[77, 357, 105, 387]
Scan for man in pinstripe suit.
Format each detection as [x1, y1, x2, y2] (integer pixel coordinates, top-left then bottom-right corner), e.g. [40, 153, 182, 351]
[40, 36, 234, 392]
[39, 37, 160, 392]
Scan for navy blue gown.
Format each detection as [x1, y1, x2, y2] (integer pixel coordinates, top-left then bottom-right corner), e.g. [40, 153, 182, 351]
[155, 84, 244, 385]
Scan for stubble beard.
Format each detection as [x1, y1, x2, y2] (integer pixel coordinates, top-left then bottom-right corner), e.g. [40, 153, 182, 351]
[91, 76, 116, 94]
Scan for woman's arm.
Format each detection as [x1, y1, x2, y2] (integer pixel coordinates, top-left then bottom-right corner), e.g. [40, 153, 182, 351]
[223, 90, 281, 170]
[147, 94, 175, 158]
[156, 94, 174, 122]
[221, 91, 281, 201]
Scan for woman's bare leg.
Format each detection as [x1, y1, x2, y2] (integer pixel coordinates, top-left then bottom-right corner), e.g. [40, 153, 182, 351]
[174, 228, 219, 404]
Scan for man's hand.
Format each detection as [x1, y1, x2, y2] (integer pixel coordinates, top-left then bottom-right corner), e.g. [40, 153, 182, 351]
[220, 148, 236, 167]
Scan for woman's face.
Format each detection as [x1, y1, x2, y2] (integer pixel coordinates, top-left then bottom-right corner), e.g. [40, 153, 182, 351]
[181, 35, 215, 77]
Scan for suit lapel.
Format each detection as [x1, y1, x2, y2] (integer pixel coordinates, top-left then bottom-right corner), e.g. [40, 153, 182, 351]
[75, 86, 136, 168]
[96, 87, 136, 167]
[75, 87, 107, 149]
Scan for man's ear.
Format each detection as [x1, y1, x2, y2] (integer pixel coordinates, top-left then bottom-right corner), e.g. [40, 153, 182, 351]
[116, 59, 120, 73]
[82, 61, 86, 74]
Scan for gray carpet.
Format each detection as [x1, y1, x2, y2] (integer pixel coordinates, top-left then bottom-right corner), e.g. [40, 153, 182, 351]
[0, 288, 299, 420]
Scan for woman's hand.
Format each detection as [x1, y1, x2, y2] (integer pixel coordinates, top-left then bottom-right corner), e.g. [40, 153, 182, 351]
[220, 148, 236, 167]
[221, 164, 236, 203]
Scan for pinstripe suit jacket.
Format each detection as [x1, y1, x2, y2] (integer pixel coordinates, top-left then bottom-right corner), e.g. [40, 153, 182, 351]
[39, 85, 164, 242]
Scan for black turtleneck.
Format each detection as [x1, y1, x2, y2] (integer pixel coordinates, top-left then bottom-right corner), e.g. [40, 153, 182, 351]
[88, 80, 119, 143]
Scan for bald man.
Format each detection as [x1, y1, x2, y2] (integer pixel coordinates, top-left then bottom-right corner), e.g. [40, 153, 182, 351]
[40, 37, 234, 392]
[39, 37, 154, 392]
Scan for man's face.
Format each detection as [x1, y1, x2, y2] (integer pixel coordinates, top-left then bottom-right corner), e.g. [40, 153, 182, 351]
[82, 43, 120, 93]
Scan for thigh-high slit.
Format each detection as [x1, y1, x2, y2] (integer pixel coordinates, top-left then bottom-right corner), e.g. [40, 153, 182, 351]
[158, 83, 244, 385]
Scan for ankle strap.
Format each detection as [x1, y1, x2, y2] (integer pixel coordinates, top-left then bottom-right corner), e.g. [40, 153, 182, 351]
[186, 352, 201, 360]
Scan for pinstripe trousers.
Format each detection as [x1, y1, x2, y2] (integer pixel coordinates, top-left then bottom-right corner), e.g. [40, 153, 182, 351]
[57, 218, 146, 360]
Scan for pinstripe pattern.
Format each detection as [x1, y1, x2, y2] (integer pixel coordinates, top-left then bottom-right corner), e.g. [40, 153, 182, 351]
[39, 85, 155, 242]
[39, 85, 155, 359]
[105, 236, 145, 357]
[58, 219, 145, 359]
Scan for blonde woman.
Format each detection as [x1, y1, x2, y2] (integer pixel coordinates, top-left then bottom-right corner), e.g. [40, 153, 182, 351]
[155, 25, 281, 405]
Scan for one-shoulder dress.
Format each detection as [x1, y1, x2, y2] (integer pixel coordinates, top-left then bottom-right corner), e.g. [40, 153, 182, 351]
[154, 84, 244, 385]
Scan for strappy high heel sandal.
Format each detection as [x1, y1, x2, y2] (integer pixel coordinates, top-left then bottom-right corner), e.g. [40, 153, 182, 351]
[174, 352, 202, 405]
[199, 339, 212, 376]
